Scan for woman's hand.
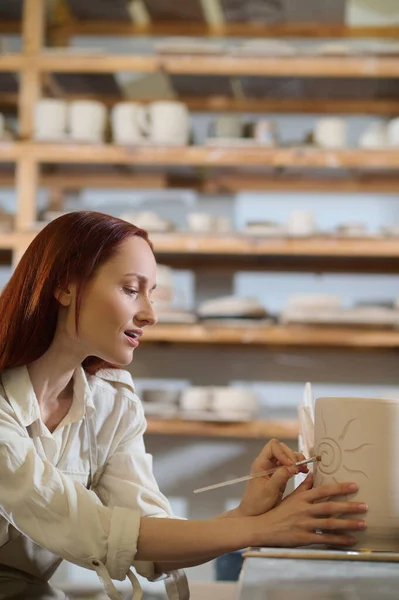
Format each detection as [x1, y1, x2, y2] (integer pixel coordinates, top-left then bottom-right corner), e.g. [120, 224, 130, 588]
[252, 474, 368, 548]
[237, 438, 309, 517]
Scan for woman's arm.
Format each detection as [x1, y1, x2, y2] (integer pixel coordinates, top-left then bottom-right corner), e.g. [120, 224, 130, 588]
[149, 476, 368, 573]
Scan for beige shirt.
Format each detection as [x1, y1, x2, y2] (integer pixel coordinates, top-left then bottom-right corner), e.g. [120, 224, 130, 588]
[0, 365, 180, 597]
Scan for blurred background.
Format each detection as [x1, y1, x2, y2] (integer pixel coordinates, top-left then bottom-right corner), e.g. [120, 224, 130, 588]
[1, 0, 399, 597]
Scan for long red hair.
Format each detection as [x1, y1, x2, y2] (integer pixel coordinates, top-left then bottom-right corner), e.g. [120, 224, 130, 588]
[0, 211, 152, 374]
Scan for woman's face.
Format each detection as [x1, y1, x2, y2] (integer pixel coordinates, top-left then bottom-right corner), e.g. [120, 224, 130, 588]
[59, 236, 158, 366]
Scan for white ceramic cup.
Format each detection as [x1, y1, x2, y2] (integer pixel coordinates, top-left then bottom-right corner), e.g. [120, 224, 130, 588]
[287, 210, 316, 237]
[254, 120, 277, 145]
[187, 213, 217, 233]
[137, 101, 190, 145]
[111, 102, 146, 144]
[359, 121, 388, 148]
[210, 115, 242, 139]
[68, 100, 107, 143]
[387, 117, 399, 146]
[314, 118, 347, 148]
[34, 99, 67, 141]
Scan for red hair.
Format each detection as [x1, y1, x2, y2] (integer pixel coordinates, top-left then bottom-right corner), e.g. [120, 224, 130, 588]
[0, 211, 152, 374]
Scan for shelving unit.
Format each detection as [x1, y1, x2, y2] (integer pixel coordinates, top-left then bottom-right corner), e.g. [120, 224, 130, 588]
[142, 324, 399, 349]
[145, 418, 299, 439]
[1, 0, 399, 440]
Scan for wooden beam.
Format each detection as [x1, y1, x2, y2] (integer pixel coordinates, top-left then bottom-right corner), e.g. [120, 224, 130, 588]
[37, 54, 159, 73]
[0, 55, 24, 72]
[15, 157, 38, 229]
[46, 22, 399, 39]
[145, 418, 299, 439]
[5, 94, 399, 116]
[35, 53, 399, 78]
[0, 143, 24, 161]
[161, 55, 399, 78]
[19, 0, 46, 139]
[143, 324, 399, 349]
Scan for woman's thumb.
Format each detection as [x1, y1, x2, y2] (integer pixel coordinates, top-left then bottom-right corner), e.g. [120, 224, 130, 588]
[268, 464, 296, 495]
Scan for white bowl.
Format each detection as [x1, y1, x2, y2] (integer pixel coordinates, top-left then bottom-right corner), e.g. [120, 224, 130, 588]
[142, 389, 180, 405]
[180, 388, 211, 411]
[212, 388, 258, 413]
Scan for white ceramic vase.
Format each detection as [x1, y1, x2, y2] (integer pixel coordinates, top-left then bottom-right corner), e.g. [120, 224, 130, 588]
[314, 396, 399, 551]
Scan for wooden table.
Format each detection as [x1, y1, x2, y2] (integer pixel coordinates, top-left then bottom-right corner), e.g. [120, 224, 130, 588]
[238, 548, 399, 599]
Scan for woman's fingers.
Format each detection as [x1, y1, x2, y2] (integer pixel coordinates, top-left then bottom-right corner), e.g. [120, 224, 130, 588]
[252, 439, 296, 473]
[303, 517, 367, 532]
[311, 501, 368, 517]
[306, 482, 358, 502]
[301, 533, 356, 547]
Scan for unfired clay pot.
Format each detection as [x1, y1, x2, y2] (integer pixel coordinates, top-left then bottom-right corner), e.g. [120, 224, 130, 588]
[314, 396, 399, 551]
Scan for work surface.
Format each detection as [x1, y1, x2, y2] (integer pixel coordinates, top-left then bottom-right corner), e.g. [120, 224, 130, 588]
[238, 548, 399, 599]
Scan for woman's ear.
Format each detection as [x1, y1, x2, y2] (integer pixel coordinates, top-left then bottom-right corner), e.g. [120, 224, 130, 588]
[54, 285, 72, 307]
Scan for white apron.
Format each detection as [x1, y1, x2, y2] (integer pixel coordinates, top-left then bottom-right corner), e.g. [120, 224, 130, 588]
[0, 410, 189, 600]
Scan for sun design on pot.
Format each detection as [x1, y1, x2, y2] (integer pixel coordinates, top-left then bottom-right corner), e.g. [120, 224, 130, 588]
[316, 411, 374, 490]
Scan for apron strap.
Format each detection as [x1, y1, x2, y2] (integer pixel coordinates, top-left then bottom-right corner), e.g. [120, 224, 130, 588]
[85, 412, 190, 600]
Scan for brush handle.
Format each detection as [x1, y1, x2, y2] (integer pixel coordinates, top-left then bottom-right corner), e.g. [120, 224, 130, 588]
[193, 456, 319, 494]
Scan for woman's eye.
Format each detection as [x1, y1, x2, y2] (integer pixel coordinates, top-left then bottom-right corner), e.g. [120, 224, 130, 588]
[124, 288, 139, 298]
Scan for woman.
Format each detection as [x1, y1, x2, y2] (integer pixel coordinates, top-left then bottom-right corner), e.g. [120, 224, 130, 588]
[0, 211, 367, 600]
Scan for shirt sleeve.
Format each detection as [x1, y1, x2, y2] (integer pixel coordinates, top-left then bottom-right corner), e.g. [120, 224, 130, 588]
[94, 396, 183, 580]
[0, 400, 141, 582]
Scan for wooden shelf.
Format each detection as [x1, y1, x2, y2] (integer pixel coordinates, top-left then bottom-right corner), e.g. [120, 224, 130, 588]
[0, 142, 23, 162]
[34, 53, 399, 78]
[3, 230, 399, 273]
[143, 324, 399, 349]
[3, 18, 399, 39]
[178, 97, 399, 117]
[13, 143, 399, 169]
[45, 22, 399, 39]
[152, 234, 399, 259]
[0, 54, 23, 72]
[145, 418, 299, 440]
[4, 94, 399, 117]
[38, 53, 159, 74]
[1, 171, 399, 194]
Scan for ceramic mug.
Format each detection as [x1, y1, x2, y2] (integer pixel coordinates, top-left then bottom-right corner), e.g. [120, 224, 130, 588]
[137, 101, 190, 145]
[34, 99, 67, 141]
[68, 100, 107, 143]
[387, 117, 399, 146]
[286, 210, 316, 237]
[359, 121, 388, 148]
[254, 120, 277, 145]
[314, 118, 347, 148]
[111, 102, 146, 144]
[209, 115, 242, 139]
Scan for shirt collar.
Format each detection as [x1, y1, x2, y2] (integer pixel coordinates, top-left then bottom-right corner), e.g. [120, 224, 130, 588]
[1, 365, 95, 428]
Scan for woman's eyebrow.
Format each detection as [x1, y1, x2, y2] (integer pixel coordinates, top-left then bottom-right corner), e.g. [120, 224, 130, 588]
[124, 272, 157, 290]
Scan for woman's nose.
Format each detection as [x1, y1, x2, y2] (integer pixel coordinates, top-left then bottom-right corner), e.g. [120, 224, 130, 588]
[135, 300, 157, 327]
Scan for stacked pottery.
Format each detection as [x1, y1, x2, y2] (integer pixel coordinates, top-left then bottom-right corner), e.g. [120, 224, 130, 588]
[111, 101, 190, 145]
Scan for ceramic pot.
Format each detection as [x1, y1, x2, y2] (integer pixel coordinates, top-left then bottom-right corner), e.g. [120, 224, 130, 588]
[314, 396, 399, 551]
